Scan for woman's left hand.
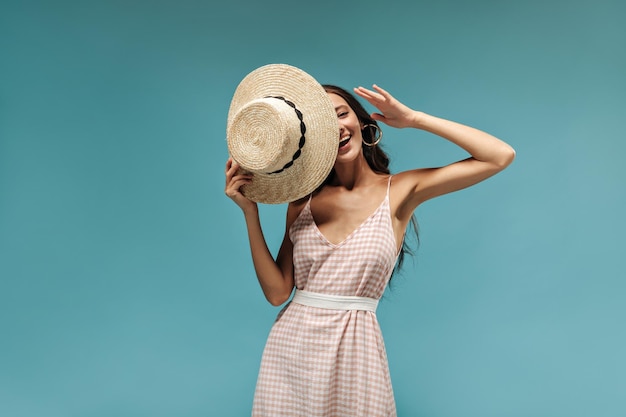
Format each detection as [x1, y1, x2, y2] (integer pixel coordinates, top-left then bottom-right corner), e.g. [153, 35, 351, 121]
[353, 85, 421, 129]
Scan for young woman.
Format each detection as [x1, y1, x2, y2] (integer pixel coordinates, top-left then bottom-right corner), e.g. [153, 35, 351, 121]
[225, 83, 515, 416]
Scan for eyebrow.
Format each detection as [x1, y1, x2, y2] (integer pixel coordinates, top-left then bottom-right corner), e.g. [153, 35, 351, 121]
[334, 104, 349, 111]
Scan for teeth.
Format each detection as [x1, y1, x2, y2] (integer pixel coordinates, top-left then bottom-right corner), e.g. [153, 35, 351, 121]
[339, 136, 351, 146]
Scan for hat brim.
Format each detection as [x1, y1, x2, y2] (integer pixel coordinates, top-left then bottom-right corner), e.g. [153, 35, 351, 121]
[227, 64, 339, 204]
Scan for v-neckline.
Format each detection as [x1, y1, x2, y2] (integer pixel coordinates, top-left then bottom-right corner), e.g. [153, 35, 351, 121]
[308, 196, 388, 248]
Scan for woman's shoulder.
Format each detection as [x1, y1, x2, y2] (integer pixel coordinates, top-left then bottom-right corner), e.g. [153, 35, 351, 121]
[285, 195, 310, 226]
[389, 168, 429, 219]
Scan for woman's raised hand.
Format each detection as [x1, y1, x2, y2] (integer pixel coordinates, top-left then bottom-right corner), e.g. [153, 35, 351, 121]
[353, 85, 421, 129]
[225, 157, 257, 213]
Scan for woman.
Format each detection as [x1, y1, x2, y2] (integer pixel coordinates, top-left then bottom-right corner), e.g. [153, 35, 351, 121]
[225, 83, 515, 416]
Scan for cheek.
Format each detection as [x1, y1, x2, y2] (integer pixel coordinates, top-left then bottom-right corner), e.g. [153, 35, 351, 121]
[346, 117, 362, 131]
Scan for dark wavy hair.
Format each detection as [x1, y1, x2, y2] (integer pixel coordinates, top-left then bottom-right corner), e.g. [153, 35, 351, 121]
[323, 84, 419, 278]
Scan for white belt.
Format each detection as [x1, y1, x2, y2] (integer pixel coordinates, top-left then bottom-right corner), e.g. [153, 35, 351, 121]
[291, 289, 379, 312]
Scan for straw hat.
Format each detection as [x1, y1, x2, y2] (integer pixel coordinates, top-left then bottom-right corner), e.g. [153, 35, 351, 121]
[226, 64, 339, 204]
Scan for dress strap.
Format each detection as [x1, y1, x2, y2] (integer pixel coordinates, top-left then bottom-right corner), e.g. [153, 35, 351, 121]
[291, 289, 379, 312]
[386, 175, 393, 197]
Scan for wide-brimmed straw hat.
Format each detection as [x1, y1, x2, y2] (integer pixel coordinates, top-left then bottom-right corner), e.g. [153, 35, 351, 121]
[226, 64, 339, 204]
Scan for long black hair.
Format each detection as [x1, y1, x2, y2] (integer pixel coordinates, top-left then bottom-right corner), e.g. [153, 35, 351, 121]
[323, 84, 419, 278]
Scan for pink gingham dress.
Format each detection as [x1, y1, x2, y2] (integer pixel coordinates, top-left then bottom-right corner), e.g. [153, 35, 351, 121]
[252, 176, 399, 417]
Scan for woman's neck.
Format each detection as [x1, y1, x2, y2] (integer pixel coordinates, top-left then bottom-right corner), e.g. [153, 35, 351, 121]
[332, 155, 377, 190]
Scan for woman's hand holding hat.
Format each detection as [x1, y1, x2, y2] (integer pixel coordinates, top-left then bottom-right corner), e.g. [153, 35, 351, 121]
[225, 157, 257, 214]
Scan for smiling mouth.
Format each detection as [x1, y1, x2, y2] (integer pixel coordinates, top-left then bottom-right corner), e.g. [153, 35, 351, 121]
[339, 136, 351, 148]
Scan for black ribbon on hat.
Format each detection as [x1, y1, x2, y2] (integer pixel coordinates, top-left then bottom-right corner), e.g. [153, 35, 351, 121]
[266, 96, 306, 175]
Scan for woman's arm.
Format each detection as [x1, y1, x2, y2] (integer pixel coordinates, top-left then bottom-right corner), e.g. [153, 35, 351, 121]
[354, 85, 516, 219]
[224, 158, 296, 306]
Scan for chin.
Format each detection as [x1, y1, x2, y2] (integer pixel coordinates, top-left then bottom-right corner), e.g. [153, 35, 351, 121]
[336, 147, 364, 164]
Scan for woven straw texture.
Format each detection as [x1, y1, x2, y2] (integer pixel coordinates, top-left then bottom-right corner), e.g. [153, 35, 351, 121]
[227, 64, 339, 204]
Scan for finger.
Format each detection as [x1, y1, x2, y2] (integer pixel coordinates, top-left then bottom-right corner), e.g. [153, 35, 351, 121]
[372, 84, 392, 99]
[225, 165, 234, 183]
[226, 157, 238, 174]
[354, 86, 381, 101]
[226, 159, 242, 178]
[230, 177, 252, 191]
[226, 166, 241, 188]
[227, 175, 251, 191]
[355, 93, 385, 112]
[232, 172, 253, 183]
[228, 167, 254, 184]
[225, 177, 251, 196]
[370, 112, 386, 122]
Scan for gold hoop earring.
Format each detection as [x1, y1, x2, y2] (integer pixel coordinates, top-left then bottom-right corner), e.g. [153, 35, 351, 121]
[362, 124, 382, 147]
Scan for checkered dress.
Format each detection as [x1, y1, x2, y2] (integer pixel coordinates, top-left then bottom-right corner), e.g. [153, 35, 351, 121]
[252, 177, 399, 417]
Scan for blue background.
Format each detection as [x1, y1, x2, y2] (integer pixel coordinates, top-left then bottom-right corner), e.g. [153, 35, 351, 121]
[1, 0, 624, 416]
